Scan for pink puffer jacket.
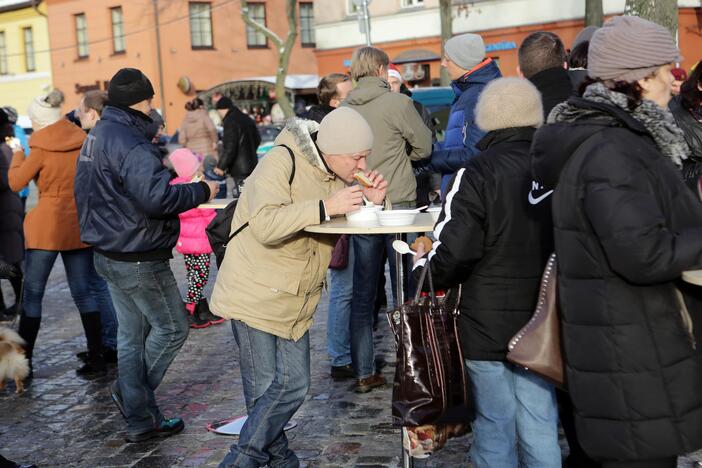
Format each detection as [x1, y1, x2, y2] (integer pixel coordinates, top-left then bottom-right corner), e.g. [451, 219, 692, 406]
[170, 177, 216, 254]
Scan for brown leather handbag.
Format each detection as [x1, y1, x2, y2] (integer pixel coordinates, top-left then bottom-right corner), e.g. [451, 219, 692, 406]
[506, 253, 565, 388]
[328, 235, 349, 270]
[387, 264, 474, 427]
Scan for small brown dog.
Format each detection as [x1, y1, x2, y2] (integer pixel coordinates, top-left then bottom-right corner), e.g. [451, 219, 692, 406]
[0, 326, 30, 393]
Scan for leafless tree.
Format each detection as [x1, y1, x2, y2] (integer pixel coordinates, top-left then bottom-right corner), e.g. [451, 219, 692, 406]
[240, 0, 298, 117]
[585, 0, 603, 27]
[624, 0, 678, 36]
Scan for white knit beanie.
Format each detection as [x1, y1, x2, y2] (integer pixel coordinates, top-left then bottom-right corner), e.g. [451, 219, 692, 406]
[27, 89, 64, 129]
[475, 77, 543, 132]
[317, 107, 374, 155]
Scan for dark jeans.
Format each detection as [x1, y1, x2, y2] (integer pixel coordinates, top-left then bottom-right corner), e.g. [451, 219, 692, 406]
[219, 320, 310, 468]
[94, 254, 188, 437]
[22, 248, 118, 348]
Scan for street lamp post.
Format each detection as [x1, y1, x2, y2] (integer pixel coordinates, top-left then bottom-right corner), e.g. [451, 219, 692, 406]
[354, 0, 372, 46]
[152, 0, 166, 117]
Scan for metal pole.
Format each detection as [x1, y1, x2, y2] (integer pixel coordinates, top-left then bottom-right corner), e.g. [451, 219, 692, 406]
[362, 0, 371, 46]
[152, 0, 167, 116]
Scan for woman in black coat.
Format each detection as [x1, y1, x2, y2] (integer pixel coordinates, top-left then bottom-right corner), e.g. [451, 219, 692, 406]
[532, 17, 702, 468]
[669, 63, 702, 189]
[0, 109, 23, 321]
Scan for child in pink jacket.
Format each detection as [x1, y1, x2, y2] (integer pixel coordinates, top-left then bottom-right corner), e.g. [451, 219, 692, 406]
[169, 148, 223, 328]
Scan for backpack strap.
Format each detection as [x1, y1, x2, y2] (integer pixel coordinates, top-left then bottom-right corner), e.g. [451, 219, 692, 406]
[226, 145, 296, 243]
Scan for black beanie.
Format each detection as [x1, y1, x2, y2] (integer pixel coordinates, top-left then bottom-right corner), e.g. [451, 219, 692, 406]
[215, 96, 234, 110]
[108, 68, 155, 107]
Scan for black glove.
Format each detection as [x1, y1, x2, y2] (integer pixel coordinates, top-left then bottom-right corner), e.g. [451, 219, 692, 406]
[0, 260, 18, 279]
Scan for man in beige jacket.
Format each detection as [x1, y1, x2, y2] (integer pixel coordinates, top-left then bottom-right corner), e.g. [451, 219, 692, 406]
[343, 46, 432, 392]
[212, 107, 387, 468]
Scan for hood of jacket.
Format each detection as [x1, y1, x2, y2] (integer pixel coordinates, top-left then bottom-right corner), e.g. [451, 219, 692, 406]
[29, 118, 86, 152]
[452, 59, 502, 97]
[344, 76, 390, 106]
[274, 117, 331, 176]
[531, 96, 647, 189]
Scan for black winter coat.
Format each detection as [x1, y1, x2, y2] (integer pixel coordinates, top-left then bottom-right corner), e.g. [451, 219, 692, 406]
[669, 95, 702, 190]
[0, 144, 23, 264]
[533, 97, 702, 461]
[217, 107, 261, 178]
[75, 106, 208, 257]
[528, 67, 575, 118]
[415, 127, 552, 360]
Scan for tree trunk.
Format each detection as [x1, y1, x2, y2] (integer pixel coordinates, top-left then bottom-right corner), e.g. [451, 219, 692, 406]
[240, 0, 298, 117]
[624, 0, 678, 37]
[585, 0, 603, 27]
[439, 0, 452, 86]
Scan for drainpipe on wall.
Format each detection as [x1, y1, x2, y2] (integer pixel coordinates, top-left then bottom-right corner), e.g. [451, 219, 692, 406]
[152, 0, 167, 120]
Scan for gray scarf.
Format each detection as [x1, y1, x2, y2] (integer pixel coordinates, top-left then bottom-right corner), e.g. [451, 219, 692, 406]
[549, 82, 690, 167]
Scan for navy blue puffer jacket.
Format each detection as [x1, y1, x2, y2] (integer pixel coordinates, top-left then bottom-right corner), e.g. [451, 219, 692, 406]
[421, 59, 501, 194]
[74, 106, 208, 254]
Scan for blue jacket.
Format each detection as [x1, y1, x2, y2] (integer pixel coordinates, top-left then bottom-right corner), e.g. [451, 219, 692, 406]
[419, 59, 501, 193]
[74, 106, 208, 255]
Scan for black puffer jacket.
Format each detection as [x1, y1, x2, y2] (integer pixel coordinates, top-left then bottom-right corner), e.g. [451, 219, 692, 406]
[415, 127, 552, 360]
[533, 97, 702, 461]
[0, 144, 23, 264]
[528, 67, 575, 118]
[669, 95, 702, 189]
[217, 107, 261, 178]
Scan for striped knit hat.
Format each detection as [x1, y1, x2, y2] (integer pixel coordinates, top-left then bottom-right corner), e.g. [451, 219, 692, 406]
[588, 15, 681, 82]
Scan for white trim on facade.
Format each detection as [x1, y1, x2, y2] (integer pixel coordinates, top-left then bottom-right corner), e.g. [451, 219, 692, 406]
[316, 0, 701, 50]
[0, 71, 50, 83]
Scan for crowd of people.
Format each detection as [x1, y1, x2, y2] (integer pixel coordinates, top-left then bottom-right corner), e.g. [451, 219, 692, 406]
[1, 12, 702, 468]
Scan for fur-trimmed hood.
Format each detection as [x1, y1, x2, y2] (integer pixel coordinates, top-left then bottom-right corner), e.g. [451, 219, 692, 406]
[274, 117, 330, 175]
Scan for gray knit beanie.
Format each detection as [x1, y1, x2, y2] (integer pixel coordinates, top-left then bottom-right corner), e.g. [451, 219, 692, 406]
[573, 25, 598, 49]
[475, 78, 543, 132]
[588, 16, 681, 82]
[317, 107, 374, 155]
[444, 33, 485, 70]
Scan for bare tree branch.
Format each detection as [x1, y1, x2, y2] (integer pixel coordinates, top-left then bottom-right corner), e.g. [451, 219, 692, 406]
[240, 0, 298, 117]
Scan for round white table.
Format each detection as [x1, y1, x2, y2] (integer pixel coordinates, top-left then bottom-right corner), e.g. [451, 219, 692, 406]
[198, 198, 236, 209]
[682, 270, 702, 286]
[305, 212, 436, 468]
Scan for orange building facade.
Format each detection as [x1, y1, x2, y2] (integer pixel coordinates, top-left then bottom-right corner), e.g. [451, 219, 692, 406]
[316, 8, 702, 84]
[45, 0, 318, 128]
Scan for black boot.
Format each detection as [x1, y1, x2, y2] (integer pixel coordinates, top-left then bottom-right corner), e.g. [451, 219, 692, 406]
[77, 312, 106, 376]
[196, 298, 223, 325]
[17, 314, 41, 378]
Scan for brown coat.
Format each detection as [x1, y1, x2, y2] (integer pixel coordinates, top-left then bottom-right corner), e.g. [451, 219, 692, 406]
[8, 119, 88, 251]
[178, 108, 218, 158]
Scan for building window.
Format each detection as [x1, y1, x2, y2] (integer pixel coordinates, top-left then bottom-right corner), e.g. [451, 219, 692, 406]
[75, 13, 89, 58]
[0, 32, 7, 75]
[400, 0, 424, 7]
[23, 27, 35, 72]
[111, 7, 125, 53]
[246, 3, 267, 48]
[189, 2, 213, 49]
[300, 3, 315, 47]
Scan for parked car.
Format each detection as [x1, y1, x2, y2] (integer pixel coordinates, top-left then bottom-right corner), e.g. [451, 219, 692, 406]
[256, 124, 283, 157]
[409, 86, 454, 141]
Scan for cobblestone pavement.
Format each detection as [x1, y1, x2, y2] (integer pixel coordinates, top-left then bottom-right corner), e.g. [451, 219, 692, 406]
[1, 255, 701, 467]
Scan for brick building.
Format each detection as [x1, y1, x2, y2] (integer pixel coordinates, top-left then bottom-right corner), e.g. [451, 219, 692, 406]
[45, 0, 318, 128]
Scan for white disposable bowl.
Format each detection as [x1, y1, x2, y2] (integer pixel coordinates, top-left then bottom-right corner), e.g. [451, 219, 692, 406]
[427, 206, 441, 222]
[346, 204, 382, 223]
[376, 209, 417, 226]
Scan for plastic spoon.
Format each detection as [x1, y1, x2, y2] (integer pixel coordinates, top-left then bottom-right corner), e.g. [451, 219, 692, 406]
[392, 240, 416, 255]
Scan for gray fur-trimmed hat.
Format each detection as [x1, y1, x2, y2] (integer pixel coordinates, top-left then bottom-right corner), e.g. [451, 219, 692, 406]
[475, 77, 543, 132]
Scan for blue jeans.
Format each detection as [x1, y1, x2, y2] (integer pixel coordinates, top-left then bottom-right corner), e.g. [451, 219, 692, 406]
[94, 254, 189, 437]
[465, 360, 561, 468]
[220, 320, 310, 468]
[23, 249, 118, 350]
[327, 239, 353, 367]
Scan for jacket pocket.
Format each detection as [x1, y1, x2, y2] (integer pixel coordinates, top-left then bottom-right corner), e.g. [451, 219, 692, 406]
[251, 268, 301, 296]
